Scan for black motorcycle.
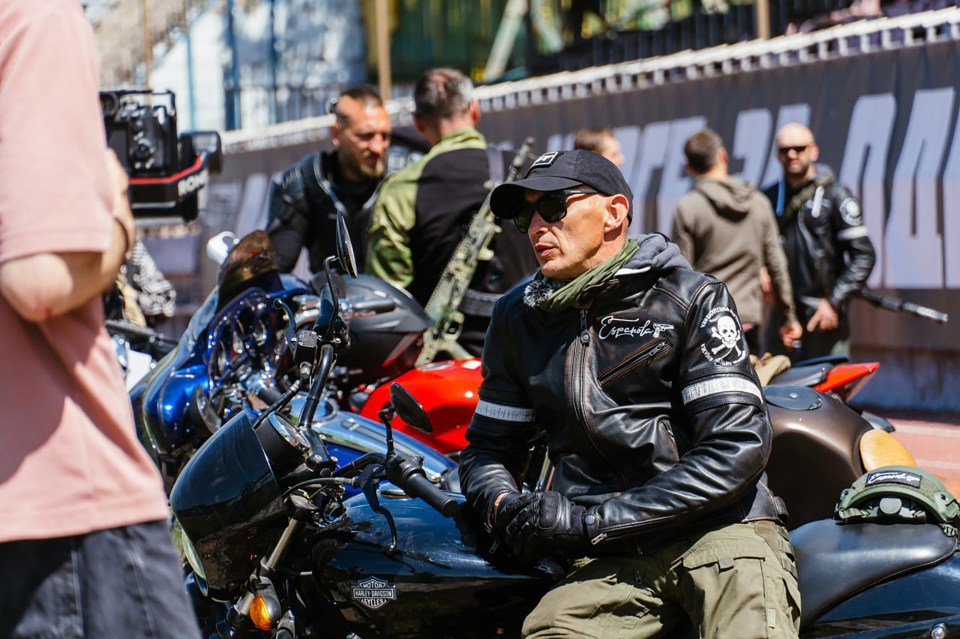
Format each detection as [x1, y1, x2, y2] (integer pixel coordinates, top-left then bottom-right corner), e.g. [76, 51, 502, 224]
[171, 218, 960, 638]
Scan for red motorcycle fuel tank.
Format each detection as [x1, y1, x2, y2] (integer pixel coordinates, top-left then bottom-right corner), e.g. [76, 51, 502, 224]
[359, 358, 482, 454]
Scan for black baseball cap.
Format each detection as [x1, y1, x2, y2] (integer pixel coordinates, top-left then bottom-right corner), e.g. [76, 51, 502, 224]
[490, 149, 633, 221]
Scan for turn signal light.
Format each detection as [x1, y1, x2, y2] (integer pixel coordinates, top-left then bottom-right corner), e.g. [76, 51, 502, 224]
[249, 593, 281, 631]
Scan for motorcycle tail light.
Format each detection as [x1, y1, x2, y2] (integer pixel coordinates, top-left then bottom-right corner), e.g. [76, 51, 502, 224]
[249, 592, 281, 631]
[814, 362, 879, 401]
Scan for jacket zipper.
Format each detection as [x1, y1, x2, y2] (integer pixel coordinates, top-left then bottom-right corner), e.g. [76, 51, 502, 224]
[573, 309, 624, 545]
[598, 340, 671, 387]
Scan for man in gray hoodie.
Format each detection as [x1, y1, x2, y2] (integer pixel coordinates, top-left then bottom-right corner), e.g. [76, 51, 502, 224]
[672, 128, 802, 353]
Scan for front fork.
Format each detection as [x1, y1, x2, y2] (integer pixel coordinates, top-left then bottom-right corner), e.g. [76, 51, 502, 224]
[217, 512, 307, 638]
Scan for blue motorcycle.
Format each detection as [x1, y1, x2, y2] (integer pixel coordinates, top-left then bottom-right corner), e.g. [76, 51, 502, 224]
[131, 229, 456, 495]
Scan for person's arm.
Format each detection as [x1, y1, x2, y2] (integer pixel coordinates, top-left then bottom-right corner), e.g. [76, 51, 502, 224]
[459, 298, 539, 534]
[364, 175, 416, 288]
[807, 188, 876, 333]
[0, 7, 131, 323]
[757, 196, 802, 344]
[828, 188, 876, 309]
[670, 200, 696, 264]
[265, 164, 313, 272]
[0, 151, 133, 323]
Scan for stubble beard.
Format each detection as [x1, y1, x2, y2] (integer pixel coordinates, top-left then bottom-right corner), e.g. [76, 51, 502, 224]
[359, 156, 385, 180]
[350, 152, 385, 181]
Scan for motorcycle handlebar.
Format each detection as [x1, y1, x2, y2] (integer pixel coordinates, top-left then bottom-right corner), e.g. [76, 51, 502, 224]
[105, 319, 178, 346]
[255, 384, 285, 406]
[348, 298, 397, 314]
[386, 455, 458, 517]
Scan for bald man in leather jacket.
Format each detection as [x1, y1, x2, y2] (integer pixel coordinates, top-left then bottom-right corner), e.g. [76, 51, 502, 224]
[762, 123, 876, 361]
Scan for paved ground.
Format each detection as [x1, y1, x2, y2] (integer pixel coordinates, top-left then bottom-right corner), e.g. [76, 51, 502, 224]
[875, 410, 960, 496]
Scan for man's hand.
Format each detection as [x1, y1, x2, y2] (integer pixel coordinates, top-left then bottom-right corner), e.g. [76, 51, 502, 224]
[806, 299, 839, 332]
[760, 267, 773, 303]
[505, 491, 588, 563]
[780, 321, 803, 349]
[489, 491, 534, 540]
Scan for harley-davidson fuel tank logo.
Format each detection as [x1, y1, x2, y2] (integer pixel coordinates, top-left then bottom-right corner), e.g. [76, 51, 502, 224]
[352, 576, 397, 609]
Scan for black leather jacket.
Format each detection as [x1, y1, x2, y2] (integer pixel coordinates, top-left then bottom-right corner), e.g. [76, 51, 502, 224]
[762, 164, 876, 323]
[460, 235, 783, 555]
[266, 150, 379, 273]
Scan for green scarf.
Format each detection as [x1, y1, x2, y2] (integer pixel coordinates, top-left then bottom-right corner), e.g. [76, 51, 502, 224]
[539, 239, 640, 313]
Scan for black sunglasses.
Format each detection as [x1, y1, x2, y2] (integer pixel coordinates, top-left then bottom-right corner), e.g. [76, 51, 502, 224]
[513, 189, 598, 233]
[778, 144, 810, 154]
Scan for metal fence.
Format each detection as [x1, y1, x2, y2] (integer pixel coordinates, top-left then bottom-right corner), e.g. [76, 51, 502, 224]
[523, 0, 951, 74]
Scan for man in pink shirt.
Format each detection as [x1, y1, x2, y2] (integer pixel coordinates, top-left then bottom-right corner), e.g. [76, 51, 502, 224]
[0, 1, 198, 636]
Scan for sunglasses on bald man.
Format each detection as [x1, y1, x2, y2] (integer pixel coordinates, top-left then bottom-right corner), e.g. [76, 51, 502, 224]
[513, 188, 598, 233]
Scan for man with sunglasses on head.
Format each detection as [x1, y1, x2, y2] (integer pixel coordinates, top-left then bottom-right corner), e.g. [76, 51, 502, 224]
[762, 123, 876, 361]
[266, 85, 391, 272]
[459, 149, 800, 638]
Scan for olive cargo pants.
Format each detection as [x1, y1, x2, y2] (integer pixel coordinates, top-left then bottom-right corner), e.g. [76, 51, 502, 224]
[523, 521, 801, 639]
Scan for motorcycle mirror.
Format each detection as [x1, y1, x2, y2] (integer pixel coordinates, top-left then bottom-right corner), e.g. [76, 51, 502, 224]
[207, 231, 238, 265]
[334, 212, 358, 278]
[217, 230, 280, 296]
[388, 383, 433, 434]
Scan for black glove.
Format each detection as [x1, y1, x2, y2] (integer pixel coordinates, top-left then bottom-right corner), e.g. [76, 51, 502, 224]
[489, 491, 535, 540]
[505, 491, 588, 563]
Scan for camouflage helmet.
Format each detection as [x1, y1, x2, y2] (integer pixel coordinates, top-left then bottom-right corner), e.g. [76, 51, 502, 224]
[835, 465, 960, 535]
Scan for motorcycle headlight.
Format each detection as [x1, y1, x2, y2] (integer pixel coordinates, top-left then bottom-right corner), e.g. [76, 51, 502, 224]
[172, 517, 207, 589]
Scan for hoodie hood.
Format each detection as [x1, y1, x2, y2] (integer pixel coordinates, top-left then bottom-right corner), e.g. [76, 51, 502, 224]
[693, 176, 755, 217]
[621, 232, 691, 274]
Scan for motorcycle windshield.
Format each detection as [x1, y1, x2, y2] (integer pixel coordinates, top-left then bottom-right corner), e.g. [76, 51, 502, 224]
[217, 230, 282, 306]
[169, 408, 286, 594]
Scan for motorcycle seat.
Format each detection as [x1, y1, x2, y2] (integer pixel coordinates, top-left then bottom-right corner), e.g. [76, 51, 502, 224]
[768, 363, 829, 387]
[791, 518, 957, 628]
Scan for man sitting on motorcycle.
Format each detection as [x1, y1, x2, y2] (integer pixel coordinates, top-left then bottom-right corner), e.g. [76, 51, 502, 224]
[459, 149, 801, 638]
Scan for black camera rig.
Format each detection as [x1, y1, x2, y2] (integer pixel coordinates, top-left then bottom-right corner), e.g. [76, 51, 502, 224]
[101, 89, 223, 221]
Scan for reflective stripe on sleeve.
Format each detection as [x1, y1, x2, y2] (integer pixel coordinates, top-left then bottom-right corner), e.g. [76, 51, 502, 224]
[681, 376, 762, 405]
[474, 400, 535, 422]
[837, 226, 870, 241]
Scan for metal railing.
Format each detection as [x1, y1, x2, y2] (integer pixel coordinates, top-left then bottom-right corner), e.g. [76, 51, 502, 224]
[523, 0, 950, 74]
[221, 7, 960, 153]
[481, 7, 960, 110]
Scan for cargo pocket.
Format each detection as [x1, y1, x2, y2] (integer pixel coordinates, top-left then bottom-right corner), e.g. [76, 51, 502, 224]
[680, 538, 772, 638]
[756, 522, 802, 637]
